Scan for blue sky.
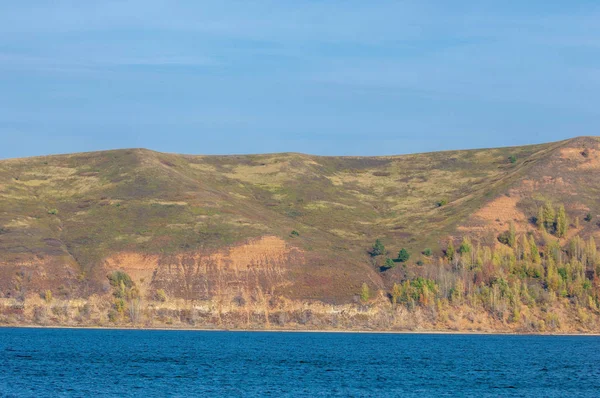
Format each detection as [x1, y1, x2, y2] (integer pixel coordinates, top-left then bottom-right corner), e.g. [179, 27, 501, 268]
[1, 1, 600, 158]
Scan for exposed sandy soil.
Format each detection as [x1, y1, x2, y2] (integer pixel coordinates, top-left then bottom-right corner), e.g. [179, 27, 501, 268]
[560, 147, 600, 170]
[104, 236, 301, 299]
[458, 194, 530, 235]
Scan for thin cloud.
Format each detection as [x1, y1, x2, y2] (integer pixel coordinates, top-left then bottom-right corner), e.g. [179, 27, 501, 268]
[110, 56, 219, 67]
[0, 52, 219, 73]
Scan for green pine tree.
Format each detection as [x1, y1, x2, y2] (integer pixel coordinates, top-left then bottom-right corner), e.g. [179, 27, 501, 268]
[384, 258, 396, 269]
[397, 248, 410, 262]
[370, 239, 385, 257]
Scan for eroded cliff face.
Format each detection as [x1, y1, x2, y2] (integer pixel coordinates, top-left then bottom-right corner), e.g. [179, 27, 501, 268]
[103, 236, 302, 302]
[0, 256, 83, 300]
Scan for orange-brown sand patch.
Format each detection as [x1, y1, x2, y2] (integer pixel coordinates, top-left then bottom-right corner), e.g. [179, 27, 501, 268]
[519, 176, 573, 195]
[458, 195, 529, 234]
[560, 147, 600, 170]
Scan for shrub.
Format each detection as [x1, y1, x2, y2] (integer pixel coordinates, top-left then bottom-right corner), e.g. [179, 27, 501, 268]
[233, 295, 246, 307]
[508, 155, 517, 164]
[79, 304, 91, 318]
[33, 306, 48, 324]
[582, 148, 590, 158]
[114, 298, 126, 315]
[129, 298, 141, 324]
[51, 305, 68, 317]
[43, 290, 52, 303]
[290, 230, 300, 237]
[585, 213, 592, 222]
[108, 309, 119, 323]
[497, 231, 511, 246]
[47, 209, 58, 215]
[545, 313, 560, 330]
[107, 271, 136, 299]
[155, 289, 167, 302]
[422, 248, 432, 257]
[436, 199, 448, 207]
[108, 271, 133, 289]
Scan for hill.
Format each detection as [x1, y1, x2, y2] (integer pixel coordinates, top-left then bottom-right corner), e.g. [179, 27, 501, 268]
[1, 136, 599, 332]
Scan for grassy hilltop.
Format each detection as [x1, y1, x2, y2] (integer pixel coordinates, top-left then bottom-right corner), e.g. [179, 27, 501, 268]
[1, 136, 600, 332]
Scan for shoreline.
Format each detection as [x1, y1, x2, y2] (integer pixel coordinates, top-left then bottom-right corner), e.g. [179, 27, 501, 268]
[2, 324, 599, 336]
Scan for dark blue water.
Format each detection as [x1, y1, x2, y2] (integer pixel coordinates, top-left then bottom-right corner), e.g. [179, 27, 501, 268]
[1, 328, 599, 397]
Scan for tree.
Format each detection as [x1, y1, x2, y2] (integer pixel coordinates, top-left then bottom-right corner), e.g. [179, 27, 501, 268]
[586, 236, 597, 269]
[542, 202, 555, 231]
[450, 278, 465, 305]
[458, 237, 472, 255]
[446, 241, 455, 261]
[537, 207, 545, 231]
[529, 235, 541, 264]
[556, 205, 568, 238]
[397, 248, 410, 262]
[129, 297, 141, 324]
[370, 239, 385, 257]
[391, 283, 401, 307]
[520, 234, 530, 261]
[508, 222, 516, 248]
[383, 258, 396, 269]
[546, 261, 561, 292]
[360, 283, 370, 303]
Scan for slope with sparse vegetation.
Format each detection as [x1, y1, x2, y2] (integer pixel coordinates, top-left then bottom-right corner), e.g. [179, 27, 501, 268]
[1, 136, 599, 332]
